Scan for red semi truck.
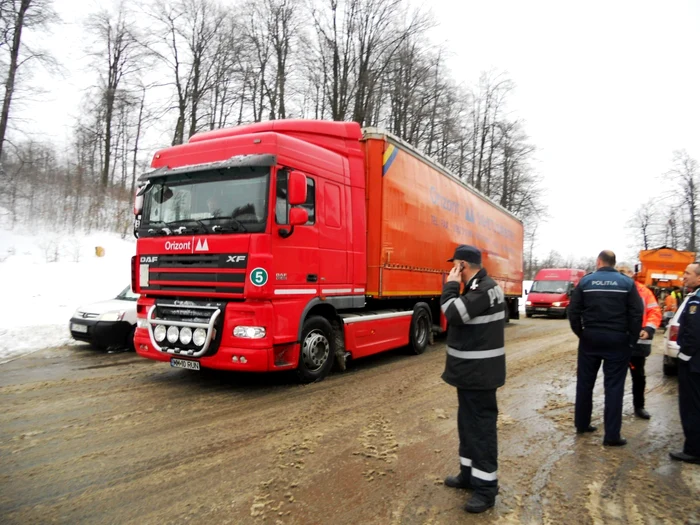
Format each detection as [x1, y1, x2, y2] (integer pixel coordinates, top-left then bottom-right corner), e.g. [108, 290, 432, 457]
[131, 120, 524, 382]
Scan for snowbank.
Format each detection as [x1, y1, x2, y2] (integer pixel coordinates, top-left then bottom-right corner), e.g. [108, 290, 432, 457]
[0, 228, 135, 361]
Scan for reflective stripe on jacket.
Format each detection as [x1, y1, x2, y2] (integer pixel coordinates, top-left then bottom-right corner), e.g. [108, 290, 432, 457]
[440, 268, 506, 390]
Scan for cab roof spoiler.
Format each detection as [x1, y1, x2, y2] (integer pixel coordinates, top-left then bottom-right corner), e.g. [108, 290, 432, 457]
[137, 154, 277, 183]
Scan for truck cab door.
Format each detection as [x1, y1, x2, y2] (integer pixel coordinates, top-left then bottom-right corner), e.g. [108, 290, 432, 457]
[272, 171, 319, 289]
[317, 179, 348, 286]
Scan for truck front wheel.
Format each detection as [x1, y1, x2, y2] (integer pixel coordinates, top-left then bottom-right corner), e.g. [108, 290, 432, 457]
[296, 316, 336, 383]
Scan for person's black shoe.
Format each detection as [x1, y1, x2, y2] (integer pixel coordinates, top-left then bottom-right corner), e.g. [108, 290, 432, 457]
[603, 437, 628, 447]
[464, 493, 495, 514]
[669, 451, 700, 464]
[634, 408, 651, 419]
[444, 474, 472, 489]
[576, 425, 598, 434]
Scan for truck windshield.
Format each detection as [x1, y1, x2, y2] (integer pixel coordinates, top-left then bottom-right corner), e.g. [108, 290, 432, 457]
[530, 280, 569, 293]
[139, 167, 269, 236]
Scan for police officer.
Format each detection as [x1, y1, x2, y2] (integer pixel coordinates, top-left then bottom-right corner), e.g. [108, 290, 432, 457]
[440, 245, 506, 514]
[569, 250, 643, 446]
[670, 262, 700, 464]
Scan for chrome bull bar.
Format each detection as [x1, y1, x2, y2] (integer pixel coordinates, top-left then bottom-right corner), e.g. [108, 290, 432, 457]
[145, 304, 221, 358]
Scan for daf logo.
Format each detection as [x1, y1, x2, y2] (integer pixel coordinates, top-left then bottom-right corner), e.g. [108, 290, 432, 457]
[140, 256, 158, 263]
[227, 255, 246, 263]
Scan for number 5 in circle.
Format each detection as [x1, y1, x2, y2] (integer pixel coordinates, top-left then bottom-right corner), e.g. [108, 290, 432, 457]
[250, 268, 268, 287]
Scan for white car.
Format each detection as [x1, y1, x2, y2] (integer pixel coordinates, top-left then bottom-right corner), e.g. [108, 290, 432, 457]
[663, 296, 690, 376]
[69, 286, 139, 350]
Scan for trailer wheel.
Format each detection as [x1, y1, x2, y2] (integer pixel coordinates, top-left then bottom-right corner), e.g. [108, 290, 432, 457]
[296, 316, 335, 383]
[409, 305, 431, 355]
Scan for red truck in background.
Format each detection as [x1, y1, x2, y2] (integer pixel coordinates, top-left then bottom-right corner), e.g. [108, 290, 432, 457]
[131, 120, 524, 382]
[525, 268, 585, 319]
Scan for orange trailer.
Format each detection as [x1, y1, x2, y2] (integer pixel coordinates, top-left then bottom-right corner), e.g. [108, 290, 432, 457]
[363, 130, 524, 301]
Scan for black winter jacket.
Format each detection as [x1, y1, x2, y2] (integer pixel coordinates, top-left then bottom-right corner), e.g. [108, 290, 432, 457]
[568, 267, 643, 347]
[677, 289, 700, 373]
[440, 268, 506, 390]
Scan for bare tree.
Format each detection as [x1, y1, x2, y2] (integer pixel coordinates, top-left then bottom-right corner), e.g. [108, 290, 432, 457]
[86, 3, 144, 187]
[0, 0, 57, 159]
[628, 199, 657, 250]
[668, 150, 699, 252]
[661, 207, 681, 249]
[146, 0, 225, 144]
[312, 0, 358, 121]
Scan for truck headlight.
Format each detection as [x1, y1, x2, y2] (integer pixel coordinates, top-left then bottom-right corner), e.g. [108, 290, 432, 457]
[154, 325, 167, 342]
[526, 301, 532, 306]
[167, 326, 179, 344]
[179, 327, 193, 345]
[234, 326, 266, 339]
[552, 302, 562, 307]
[100, 311, 125, 322]
[193, 328, 207, 347]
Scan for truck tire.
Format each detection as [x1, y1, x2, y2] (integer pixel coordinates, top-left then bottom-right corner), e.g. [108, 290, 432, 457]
[409, 305, 431, 355]
[526, 313, 533, 318]
[296, 316, 335, 383]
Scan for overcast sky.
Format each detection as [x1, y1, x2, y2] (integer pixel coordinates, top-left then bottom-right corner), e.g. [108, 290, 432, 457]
[12, 0, 700, 262]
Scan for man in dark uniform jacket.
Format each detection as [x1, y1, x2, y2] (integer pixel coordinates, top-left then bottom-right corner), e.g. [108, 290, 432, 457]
[569, 250, 643, 446]
[440, 245, 506, 514]
[670, 262, 700, 464]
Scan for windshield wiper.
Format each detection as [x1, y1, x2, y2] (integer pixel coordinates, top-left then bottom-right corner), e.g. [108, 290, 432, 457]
[165, 218, 210, 234]
[206, 215, 247, 232]
[211, 218, 247, 233]
[143, 221, 172, 235]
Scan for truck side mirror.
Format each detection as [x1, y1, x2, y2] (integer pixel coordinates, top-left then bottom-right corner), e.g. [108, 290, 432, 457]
[289, 207, 308, 226]
[288, 171, 307, 206]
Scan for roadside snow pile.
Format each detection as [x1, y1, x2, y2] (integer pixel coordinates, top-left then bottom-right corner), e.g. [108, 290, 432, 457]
[0, 228, 135, 361]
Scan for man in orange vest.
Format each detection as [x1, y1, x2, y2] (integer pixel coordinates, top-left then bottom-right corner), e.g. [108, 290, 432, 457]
[663, 290, 678, 328]
[618, 266, 662, 418]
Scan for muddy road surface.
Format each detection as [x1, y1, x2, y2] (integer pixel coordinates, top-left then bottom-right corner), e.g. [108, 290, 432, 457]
[1, 318, 698, 524]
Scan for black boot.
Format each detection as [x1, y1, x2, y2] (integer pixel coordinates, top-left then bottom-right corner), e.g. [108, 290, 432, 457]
[634, 407, 651, 419]
[464, 493, 495, 513]
[444, 473, 472, 489]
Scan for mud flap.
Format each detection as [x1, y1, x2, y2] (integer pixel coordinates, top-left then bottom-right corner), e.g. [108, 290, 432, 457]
[332, 320, 348, 371]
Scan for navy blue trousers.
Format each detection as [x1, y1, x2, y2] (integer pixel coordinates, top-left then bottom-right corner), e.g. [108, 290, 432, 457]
[575, 332, 631, 441]
[457, 388, 499, 500]
[678, 360, 700, 456]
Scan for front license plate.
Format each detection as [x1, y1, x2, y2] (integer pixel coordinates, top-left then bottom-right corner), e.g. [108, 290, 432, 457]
[170, 358, 200, 371]
[71, 323, 88, 333]
[536, 308, 548, 312]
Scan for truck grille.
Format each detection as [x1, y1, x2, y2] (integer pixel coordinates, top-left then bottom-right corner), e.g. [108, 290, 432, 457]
[140, 253, 248, 297]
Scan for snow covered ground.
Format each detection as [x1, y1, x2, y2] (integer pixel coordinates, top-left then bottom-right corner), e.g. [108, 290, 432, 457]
[0, 228, 135, 362]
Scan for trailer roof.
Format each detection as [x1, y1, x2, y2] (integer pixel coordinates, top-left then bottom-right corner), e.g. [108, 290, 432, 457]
[362, 128, 522, 224]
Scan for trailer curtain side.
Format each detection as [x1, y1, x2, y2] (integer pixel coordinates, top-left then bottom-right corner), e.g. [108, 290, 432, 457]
[363, 131, 524, 299]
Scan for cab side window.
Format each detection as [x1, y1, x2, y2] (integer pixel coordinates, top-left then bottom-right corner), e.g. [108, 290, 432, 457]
[275, 172, 315, 225]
